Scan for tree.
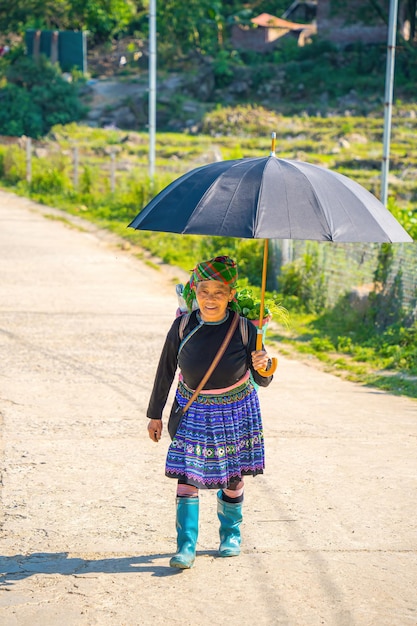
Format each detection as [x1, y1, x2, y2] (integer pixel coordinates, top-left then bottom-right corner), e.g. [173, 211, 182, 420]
[0, 0, 137, 41]
[68, 0, 137, 41]
[156, 0, 224, 58]
[0, 1, 72, 32]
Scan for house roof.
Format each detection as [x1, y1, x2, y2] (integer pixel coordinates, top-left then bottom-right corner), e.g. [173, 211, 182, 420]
[251, 13, 309, 31]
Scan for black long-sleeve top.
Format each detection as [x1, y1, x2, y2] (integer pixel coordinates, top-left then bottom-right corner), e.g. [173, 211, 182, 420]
[147, 310, 273, 420]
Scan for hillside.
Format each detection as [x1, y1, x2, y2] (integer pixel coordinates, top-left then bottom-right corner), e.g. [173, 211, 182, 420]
[81, 36, 417, 133]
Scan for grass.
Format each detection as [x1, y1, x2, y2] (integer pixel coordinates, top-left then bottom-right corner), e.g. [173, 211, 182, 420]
[267, 304, 417, 399]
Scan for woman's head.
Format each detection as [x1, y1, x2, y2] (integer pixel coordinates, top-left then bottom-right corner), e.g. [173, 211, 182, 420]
[183, 255, 238, 319]
[194, 280, 236, 322]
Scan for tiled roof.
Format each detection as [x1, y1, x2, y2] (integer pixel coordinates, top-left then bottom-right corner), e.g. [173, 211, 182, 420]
[251, 13, 308, 31]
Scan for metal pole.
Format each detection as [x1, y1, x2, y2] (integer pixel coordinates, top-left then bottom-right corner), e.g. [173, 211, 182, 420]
[381, 0, 398, 206]
[149, 0, 156, 180]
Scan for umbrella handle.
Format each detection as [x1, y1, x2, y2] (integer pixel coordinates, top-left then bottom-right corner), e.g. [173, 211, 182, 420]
[255, 330, 278, 377]
[256, 358, 277, 377]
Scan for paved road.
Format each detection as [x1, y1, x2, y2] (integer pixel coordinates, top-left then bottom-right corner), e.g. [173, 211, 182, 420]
[0, 191, 416, 626]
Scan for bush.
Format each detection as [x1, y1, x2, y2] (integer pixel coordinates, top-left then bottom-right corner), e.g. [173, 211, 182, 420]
[30, 168, 69, 194]
[0, 84, 44, 137]
[1, 145, 26, 184]
[0, 55, 86, 138]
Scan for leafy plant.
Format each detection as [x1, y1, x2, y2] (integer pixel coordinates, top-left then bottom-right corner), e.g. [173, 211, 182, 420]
[235, 287, 289, 326]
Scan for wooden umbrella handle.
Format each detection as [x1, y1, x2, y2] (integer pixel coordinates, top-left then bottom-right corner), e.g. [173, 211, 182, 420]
[255, 330, 277, 377]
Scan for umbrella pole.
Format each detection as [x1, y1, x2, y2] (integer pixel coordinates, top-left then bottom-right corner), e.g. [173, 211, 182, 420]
[257, 239, 268, 334]
[256, 239, 277, 376]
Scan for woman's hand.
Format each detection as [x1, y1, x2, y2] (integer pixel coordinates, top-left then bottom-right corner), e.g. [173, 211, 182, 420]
[251, 349, 270, 372]
[148, 419, 162, 442]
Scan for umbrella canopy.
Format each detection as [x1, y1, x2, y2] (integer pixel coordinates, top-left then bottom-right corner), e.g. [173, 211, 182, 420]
[128, 156, 413, 243]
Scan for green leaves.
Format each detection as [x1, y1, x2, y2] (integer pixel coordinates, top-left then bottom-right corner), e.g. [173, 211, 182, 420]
[235, 287, 289, 325]
[0, 84, 40, 137]
[0, 55, 85, 137]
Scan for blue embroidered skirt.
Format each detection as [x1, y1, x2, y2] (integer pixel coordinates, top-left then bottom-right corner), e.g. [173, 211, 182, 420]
[165, 378, 265, 489]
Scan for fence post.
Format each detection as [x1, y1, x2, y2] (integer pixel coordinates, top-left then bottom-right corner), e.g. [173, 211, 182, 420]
[26, 137, 32, 184]
[110, 150, 116, 192]
[73, 145, 79, 189]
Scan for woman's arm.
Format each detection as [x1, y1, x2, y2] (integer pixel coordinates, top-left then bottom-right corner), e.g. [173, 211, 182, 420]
[146, 320, 181, 419]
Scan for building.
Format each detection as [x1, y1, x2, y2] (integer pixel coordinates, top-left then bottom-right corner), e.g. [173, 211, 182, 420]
[231, 12, 317, 52]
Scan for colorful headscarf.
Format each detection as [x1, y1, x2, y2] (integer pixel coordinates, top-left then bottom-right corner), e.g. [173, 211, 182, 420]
[182, 255, 239, 312]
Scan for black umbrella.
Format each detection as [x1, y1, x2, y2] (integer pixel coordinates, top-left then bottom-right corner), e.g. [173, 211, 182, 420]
[128, 139, 412, 375]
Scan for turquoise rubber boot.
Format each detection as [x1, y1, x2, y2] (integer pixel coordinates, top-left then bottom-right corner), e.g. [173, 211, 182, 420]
[217, 491, 243, 557]
[169, 497, 199, 569]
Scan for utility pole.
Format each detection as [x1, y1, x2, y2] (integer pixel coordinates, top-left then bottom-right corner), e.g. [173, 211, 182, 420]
[149, 0, 156, 180]
[381, 0, 398, 207]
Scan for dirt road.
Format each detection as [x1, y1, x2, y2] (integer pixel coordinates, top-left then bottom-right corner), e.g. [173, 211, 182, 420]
[0, 191, 416, 626]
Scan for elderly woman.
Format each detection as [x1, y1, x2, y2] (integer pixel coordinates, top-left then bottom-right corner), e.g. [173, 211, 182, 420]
[147, 256, 273, 569]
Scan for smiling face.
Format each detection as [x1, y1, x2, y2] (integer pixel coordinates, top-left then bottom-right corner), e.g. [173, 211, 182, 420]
[194, 280, 236, 322]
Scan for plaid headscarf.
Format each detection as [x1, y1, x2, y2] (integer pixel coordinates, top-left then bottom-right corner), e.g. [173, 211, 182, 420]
[183, 255, 239, 312]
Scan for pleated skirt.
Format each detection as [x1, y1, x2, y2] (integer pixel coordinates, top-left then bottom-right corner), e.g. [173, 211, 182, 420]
[165, 378, 265, 489]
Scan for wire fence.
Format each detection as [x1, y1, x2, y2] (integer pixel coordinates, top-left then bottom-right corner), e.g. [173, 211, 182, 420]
[271, 239, 417, 323]
[24, 137, 123, 192]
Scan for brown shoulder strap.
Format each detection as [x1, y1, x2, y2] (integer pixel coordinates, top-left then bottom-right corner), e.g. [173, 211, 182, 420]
[180, 312, 240, 416]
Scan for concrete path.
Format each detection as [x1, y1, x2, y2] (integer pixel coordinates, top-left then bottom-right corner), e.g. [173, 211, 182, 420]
[0, 190, 416, 626]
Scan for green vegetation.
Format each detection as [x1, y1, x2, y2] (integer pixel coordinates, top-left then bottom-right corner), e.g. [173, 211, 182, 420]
[272, 303, 417, 398]
[235, 287, 290, 325]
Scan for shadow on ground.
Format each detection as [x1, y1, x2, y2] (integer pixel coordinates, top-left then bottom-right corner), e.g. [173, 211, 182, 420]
[0, 551, 220, 585]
